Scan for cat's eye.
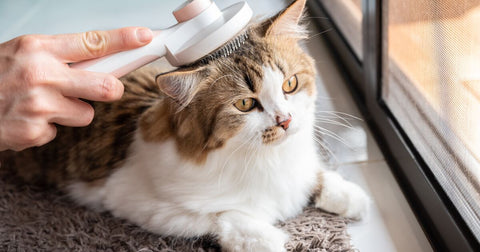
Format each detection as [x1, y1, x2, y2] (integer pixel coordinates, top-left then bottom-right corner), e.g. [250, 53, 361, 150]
[282, 74, 298, 94]
[234, 98, 256, 112]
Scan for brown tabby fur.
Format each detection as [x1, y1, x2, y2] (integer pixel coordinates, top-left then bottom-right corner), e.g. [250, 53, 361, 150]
[0, 0, 315, 188]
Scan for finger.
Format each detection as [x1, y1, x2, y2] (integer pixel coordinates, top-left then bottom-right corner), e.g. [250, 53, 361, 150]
[8, 122, 57, 151]
[48, 97, 95, 127]
[46, 27, 153, 62]
[32, 124, 57, 148]
[55, 68, 124, 102]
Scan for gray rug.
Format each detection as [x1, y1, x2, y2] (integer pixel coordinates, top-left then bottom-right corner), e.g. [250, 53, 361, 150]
[0, 168, 355, 252]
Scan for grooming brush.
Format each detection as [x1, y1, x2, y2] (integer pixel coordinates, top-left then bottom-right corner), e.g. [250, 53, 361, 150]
[70, 0, 252, 77]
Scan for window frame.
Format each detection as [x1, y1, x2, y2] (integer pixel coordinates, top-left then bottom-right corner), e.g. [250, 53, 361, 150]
[307, 0, 480, 251]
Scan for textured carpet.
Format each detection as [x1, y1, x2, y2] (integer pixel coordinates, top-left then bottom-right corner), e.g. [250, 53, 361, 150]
[0, 168, 355, 252]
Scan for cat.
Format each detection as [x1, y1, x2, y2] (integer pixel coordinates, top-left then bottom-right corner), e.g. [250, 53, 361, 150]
[0, 0, 369, 251]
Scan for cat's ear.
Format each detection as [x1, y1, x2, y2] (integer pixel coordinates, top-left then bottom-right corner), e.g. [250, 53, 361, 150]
[260, 0, 308, 39]
[155, 67, 209, 107]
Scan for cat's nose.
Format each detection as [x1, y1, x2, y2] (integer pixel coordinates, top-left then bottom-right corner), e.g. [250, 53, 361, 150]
[276, 114, 292, 130]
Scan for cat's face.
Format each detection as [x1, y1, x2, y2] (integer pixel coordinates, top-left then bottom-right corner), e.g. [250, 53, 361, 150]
[202, 35, 316, 148]
[237, 65, 315, 146]
[152, 0, 315, 161]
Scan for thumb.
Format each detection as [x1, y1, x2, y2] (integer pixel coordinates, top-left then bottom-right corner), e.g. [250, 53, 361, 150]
[48, 27, 153, 62]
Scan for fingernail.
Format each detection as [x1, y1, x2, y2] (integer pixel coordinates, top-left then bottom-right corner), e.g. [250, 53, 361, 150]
[136, 28, 153, 43]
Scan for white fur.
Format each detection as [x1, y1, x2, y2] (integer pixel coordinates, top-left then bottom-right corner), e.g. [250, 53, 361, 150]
[68, 66, 369, 251]
[315, 171, 370, 220]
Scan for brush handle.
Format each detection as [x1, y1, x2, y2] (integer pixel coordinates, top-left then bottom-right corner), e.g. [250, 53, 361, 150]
[69, 0, 214, 77]
[70, 30, 168, 78]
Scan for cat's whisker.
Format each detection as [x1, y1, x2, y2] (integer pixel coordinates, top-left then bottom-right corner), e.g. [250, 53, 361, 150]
[239, 150, 254, 185]
[315, 118, 355, 129]
[217, 133, 257, 187]
[313, 125, 353, 149]
[305, 16, 330, 20]
[312, 135, 338, 164]
[316, 111, 363, 121]
[315, 111, 361, 129]
[218, 141, 248, 182]
[315, 95, 334, 100]
[314, 128, 351, 149]
[245, 138, 264, 181]
[307, 28, 333, 40]
[315, 120, 353, 130]
[246, 129, 263, 168]
[242, 133, 259, 182]
[315, 112, 349, 121]
[221, 140, 249, 170]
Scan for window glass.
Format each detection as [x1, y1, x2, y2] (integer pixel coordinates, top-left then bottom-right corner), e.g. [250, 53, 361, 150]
[383, 0, 480, 239]
[321, 0, 363, 60]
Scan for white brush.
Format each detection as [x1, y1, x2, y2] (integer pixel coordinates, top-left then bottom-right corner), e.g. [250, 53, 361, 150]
[70, 0, 252, 77]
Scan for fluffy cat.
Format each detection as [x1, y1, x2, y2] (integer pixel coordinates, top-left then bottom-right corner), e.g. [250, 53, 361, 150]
[1, 0, 369, 251]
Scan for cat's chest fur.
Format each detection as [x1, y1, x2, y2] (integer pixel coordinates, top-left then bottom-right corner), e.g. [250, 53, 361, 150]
[69, 120, 320, 234]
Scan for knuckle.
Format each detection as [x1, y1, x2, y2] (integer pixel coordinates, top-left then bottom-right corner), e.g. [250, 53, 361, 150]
[82, 31, 107, 57]
[22, 124, 45, 145]
[79, 104, 95, 126]
[119, 27, 135, 46]
[22, 93, 52, 116]
[44, 125, 57, 144]
[99, 75, 122, 100]
[12, 145, 27, 152]
[34, 125, 56, 147]
[15, 35, 44, 53]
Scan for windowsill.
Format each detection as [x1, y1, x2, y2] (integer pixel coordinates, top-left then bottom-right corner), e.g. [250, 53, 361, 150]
[305, 24, 433, 251]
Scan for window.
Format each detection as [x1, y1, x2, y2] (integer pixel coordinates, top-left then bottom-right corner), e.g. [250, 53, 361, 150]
[383, 0, 480, 240]
[321, 0, 363, 60]
[309, 0, 480, 250]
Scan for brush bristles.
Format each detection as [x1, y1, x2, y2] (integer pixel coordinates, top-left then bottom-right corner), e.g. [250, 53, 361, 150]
[199, 33, 248, 65]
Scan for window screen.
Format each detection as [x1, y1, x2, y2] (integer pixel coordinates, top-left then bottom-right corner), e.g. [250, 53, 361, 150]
[383, 0, 480, 239]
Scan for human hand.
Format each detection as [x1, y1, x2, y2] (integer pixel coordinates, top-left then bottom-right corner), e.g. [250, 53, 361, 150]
[0, 27, 153, 151]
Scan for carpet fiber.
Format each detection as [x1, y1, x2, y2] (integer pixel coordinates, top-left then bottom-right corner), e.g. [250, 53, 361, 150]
[0, 169, 355, 252]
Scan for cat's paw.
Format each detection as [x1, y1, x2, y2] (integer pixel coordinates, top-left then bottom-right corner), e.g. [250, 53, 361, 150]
[219, 224, 288, 252]
[217, 212, 288, 252]
[314, 171, 370, 220]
